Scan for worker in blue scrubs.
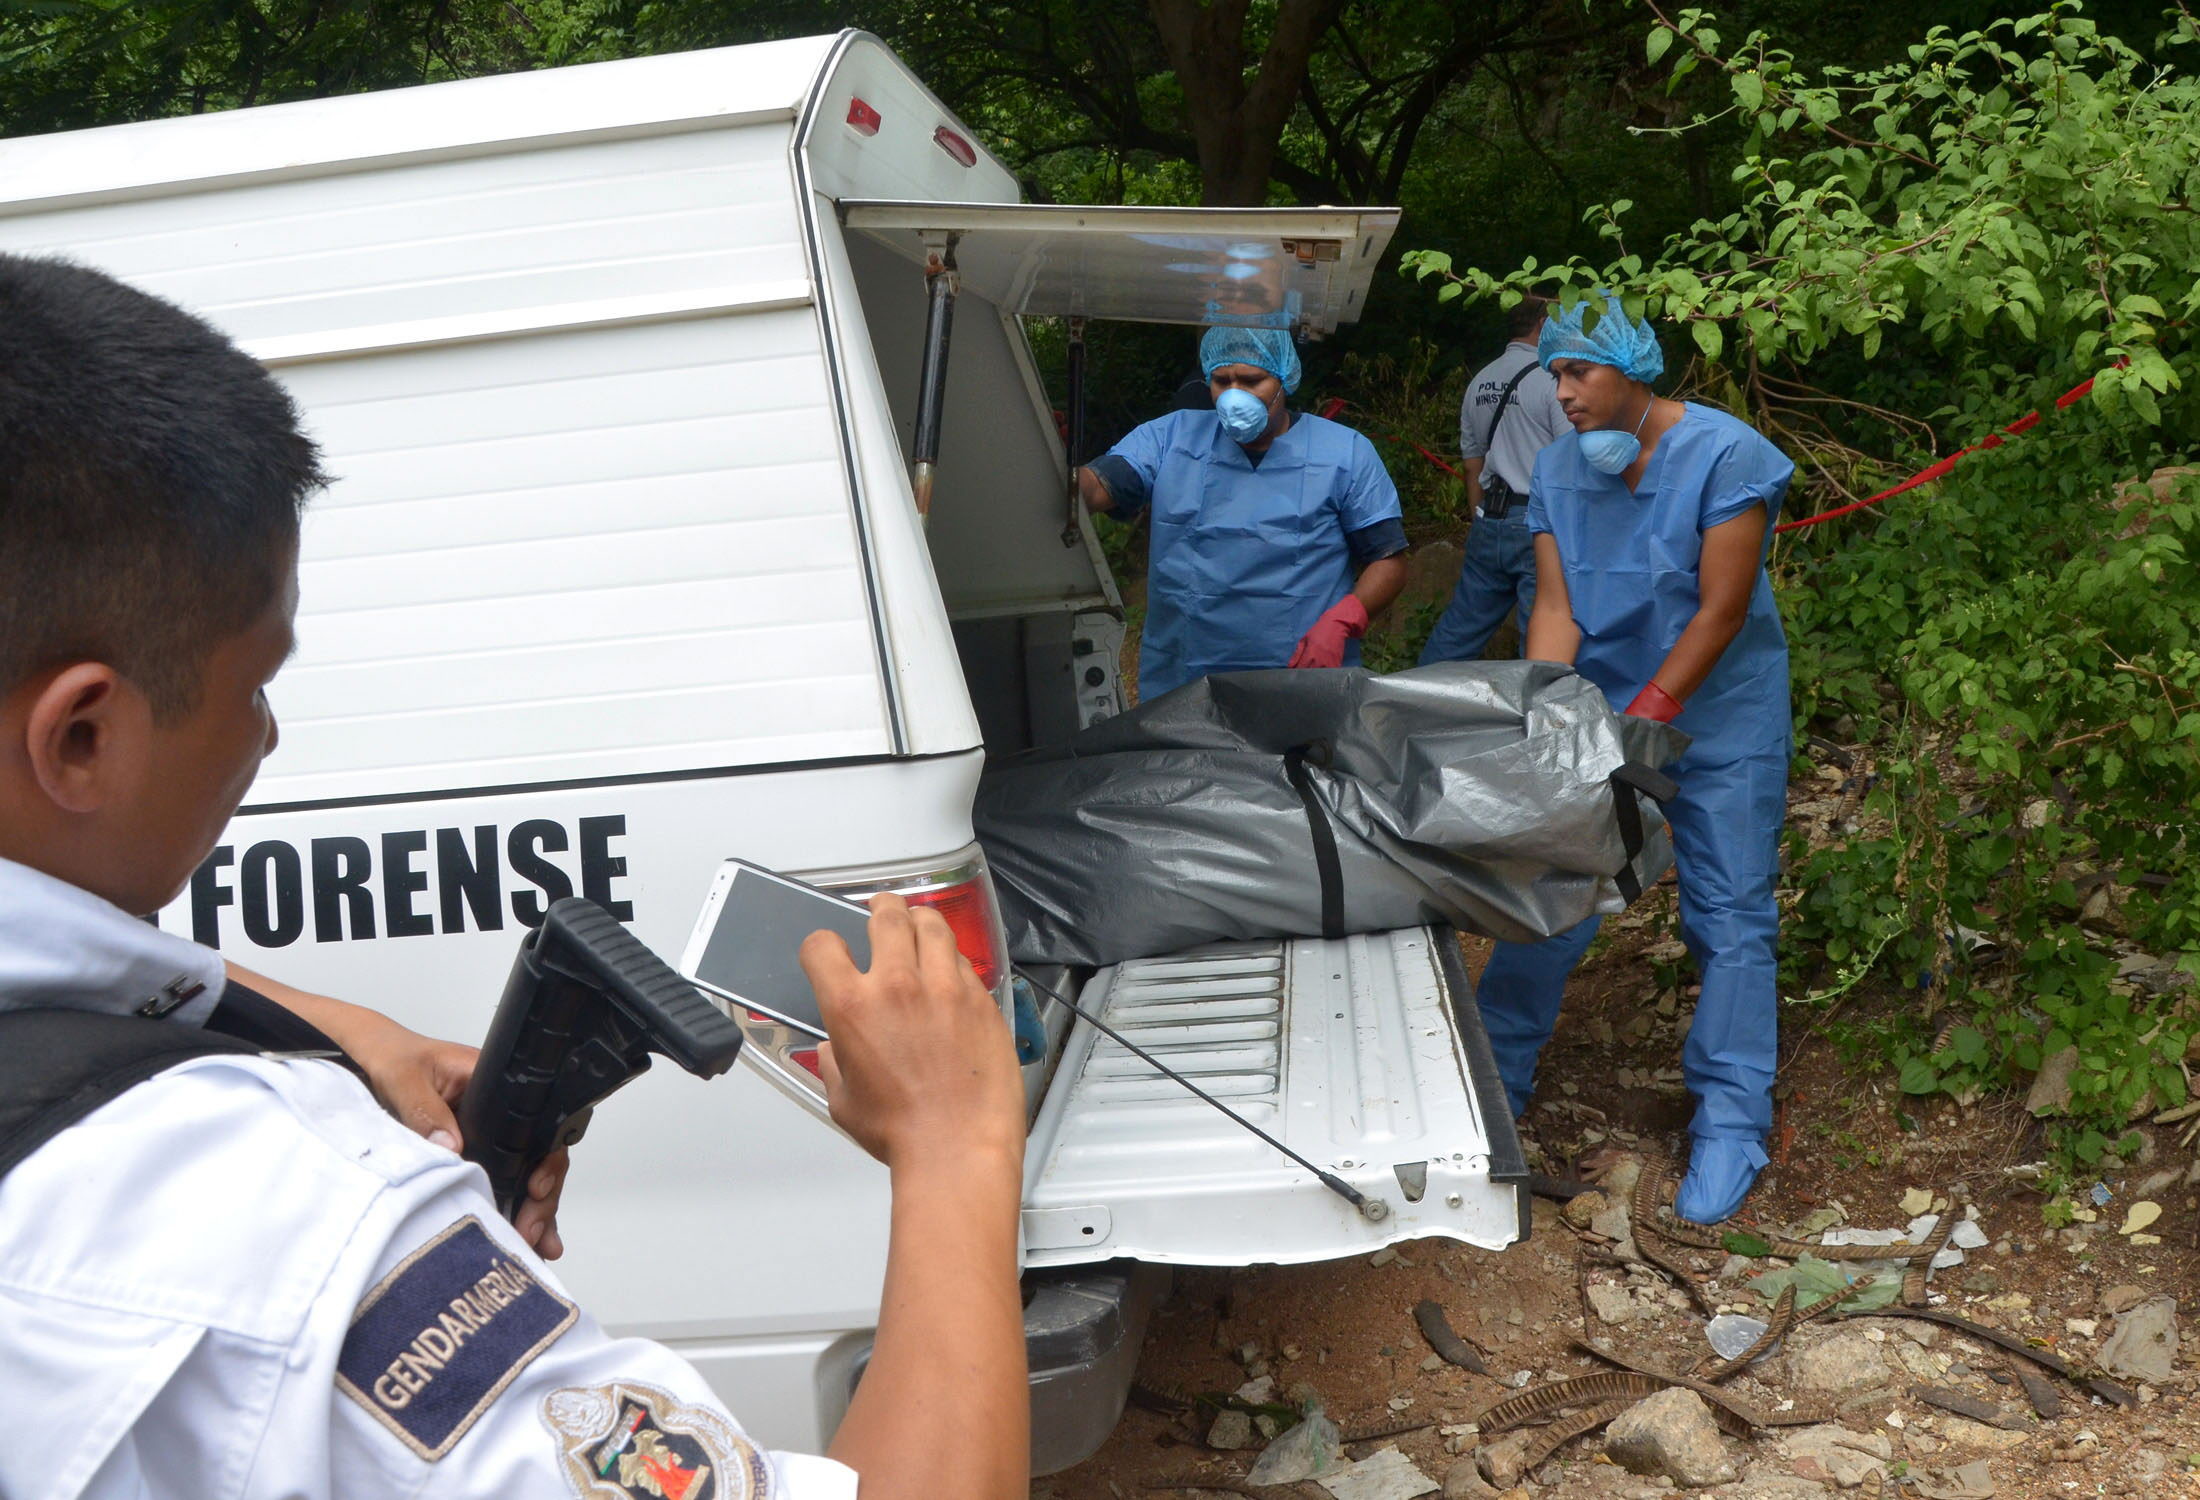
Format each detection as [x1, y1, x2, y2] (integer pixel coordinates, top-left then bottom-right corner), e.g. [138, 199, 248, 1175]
[1077, 327, 1409, 700]
[1495, 295, 1794, 1224]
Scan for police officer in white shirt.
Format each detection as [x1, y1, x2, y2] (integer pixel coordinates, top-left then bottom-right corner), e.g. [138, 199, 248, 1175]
[1418, 295, 1572, 663]
[0, 254, 1030, 1500]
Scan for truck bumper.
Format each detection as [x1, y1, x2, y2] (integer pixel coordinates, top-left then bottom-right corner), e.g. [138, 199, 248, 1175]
[1027, 1262, 1168, 1475]
[836, 1261, 1166, 1474]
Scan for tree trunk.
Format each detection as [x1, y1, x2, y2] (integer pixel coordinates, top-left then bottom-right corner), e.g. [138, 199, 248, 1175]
[1147, 0, 1344, 205]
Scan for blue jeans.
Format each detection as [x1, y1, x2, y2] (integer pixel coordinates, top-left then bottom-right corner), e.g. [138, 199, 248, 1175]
[1419, 508, 1537, 664]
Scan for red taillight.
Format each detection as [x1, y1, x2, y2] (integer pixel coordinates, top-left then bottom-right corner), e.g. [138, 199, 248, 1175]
[736, 847, 1011, 1118]
[847, 98, 881, 136]
[933, 126, 978, 167]
[900, 878, 1003, 989]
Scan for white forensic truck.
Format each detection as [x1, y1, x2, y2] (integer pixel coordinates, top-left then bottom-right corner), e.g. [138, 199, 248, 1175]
[0, 31, 1526, 1471]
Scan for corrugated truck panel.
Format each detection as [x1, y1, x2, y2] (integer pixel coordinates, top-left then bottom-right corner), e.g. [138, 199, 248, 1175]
[260, 310, 891, 805]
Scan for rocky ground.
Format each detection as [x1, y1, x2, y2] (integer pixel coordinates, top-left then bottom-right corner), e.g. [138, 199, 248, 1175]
[1037, 907, 2200, 1500]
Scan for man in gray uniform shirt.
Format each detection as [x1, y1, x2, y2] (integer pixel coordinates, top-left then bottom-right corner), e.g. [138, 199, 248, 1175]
[1418, 295, 1572, 663]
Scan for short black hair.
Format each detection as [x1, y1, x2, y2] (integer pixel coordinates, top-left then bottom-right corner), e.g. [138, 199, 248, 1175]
[1507, 293, 1554, 340]
[0, 255, 323, 719]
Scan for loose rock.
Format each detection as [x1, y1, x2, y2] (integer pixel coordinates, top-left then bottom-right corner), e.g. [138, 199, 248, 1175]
[1207, 1409, 1255, 1450]
[1892, 1343, 1947, 1382]
[1441, 1456, 1499, 1500]
[2026, 1045, 2080, 1115]
[1591, 1195, 1638, 1256]
[2100, 1284, 2149, 1315]
[2134, 1168, 2182, 1198]
[1475, 1432, 1534, 1489]
[1588, 1280, 1642, 1325]
[1932, 1416, 2029, 1452]
[2099, 1295, 2179, 1383]
[1780, 1424, 1892, 1487]
[1732, 1473, 1835, 1500]
[1443, 1451, 1496, 1495]
[1913, 1457, 1996, 1499]
[1563, 1189, 1611, 1230]
[1596, 1153, 1644, 1202]
[1789, 1332, 1891, 1394]
[1604, 1388, 1738, 1487]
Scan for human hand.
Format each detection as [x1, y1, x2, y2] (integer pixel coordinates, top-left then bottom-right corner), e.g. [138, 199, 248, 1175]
[798, 893, 1024, 1174]
[1287, 594, 1370, 669]
[312, 1001, 570, 1258]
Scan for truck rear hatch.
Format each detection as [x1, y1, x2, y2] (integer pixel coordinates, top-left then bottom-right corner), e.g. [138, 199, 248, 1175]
[1021, 927, 1526, 1267]
[840, 201, 1397, 335]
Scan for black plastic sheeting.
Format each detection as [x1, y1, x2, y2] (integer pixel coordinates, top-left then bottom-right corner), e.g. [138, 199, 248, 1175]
[975, 662, 1686, 968]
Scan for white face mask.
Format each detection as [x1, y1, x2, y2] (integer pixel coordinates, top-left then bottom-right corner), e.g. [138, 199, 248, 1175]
[1214, 387, 1270, 444]
[1579, 398, 1653, 474]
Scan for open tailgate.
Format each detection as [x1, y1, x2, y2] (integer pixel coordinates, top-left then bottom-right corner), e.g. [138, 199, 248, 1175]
[840, 201, 1398, 336]
[1021, 927, 1527, 1268]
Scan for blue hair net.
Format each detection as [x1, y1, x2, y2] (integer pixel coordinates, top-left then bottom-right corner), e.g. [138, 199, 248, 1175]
[1537, 293, 1665, 383]
[1200, 325, 1302, 394]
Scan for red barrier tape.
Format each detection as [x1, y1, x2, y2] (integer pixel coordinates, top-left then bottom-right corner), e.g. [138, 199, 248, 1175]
[1411, 441, 1463, 480]
[1332, 372, 2107, 534]
[1318, 397, 1467, 479]
[1772, 371, 2102, 533]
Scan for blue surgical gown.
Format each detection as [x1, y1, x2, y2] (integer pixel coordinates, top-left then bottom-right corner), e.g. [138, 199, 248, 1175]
[1480, 402, 1794, 1148]
[1096, 410, 1403, 700]
[1527, 402, 1793, 764]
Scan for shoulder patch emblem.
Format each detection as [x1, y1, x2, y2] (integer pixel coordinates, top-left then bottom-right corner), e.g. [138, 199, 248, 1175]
[542, 1381, 770, 1500]
[336, 1215, 578, 1460]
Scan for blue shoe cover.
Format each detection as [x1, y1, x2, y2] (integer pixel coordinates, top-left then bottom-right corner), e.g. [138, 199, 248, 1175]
[1673, 1137, 1769, 1225]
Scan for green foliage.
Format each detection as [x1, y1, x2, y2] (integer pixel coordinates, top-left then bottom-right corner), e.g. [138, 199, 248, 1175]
[1401, 6, 2200, 430]
[0, 0, 597, 130]
[1325, 339, 1472, 532]
[1406, 4, 2200, 1176]
[1360, 598, 1445, 675]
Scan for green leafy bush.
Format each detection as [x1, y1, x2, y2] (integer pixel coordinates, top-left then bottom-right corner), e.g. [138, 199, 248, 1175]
[1403, 4, 2200, 1199]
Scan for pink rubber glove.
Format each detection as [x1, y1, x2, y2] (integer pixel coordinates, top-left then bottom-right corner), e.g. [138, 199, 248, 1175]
[1288, 594, 1370, 669]
[1624, 681, 1684, 722]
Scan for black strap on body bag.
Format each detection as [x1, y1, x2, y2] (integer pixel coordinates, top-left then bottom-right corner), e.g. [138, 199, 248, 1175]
[0, 984, 358, 1185]
[1283, 744, 1348, 942]
[1607, 762, 1681, 904]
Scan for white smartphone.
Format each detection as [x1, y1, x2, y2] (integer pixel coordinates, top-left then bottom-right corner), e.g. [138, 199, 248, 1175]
[683, 860, 873, 1042]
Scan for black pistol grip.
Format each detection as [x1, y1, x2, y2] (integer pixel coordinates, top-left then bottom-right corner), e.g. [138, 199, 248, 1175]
[458, 898, 744, 1220]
